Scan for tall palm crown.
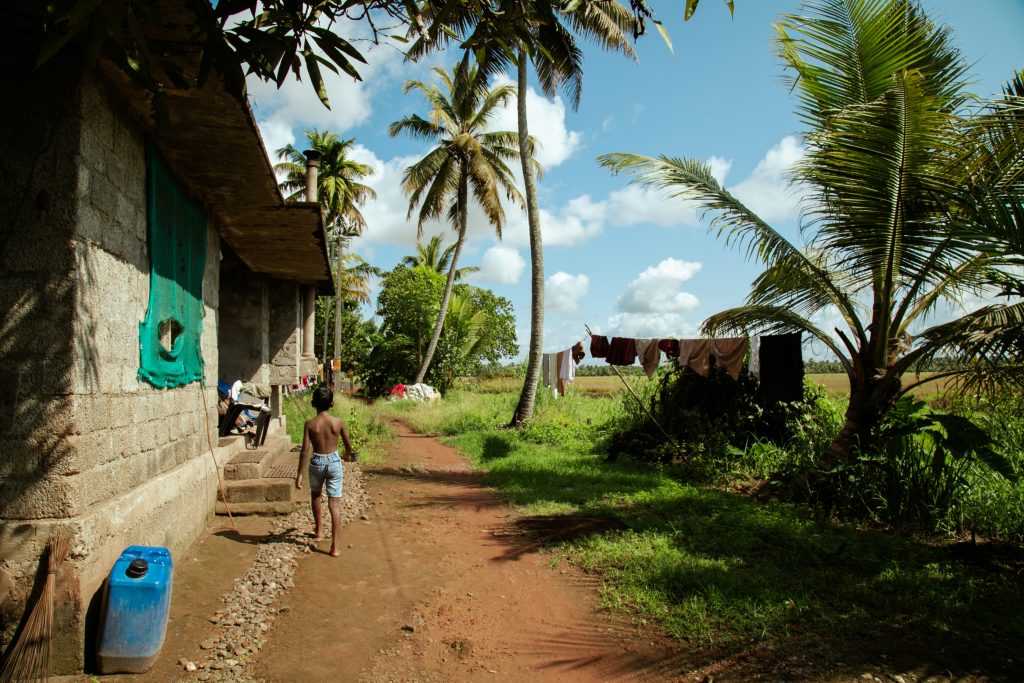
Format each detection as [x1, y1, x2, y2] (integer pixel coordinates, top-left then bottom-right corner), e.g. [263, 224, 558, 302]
[600, 0, 1022, 470]
[389, 56, 531, 384]
[275, 129, 376, 236]
[401, 234, 480, 280]
[406, 0, 642, 109]
[340, 253, 382, 305]
[406, 0, 645, 426]
[390, 57, 528, 236]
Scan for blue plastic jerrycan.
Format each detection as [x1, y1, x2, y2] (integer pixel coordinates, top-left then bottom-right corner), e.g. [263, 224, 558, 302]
[96, 545, 174, 674]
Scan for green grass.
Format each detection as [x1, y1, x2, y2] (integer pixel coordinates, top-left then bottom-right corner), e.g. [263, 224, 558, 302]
[281, 389, 394, 463]
[370, 389, 1024, 667]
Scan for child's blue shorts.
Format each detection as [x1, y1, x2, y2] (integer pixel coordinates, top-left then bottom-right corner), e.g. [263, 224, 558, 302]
[308, 452, 343, 498]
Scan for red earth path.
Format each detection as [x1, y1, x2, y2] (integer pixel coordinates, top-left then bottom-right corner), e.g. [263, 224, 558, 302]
[250, 421, 687, 682]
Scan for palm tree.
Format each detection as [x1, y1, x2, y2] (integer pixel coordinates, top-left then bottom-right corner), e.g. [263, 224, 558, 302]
[401, 234, 480, 281]
[599, 0, 1024, 480]
[318, 252, 382, 359]
[389, 55, 531, 385]
[921, 71, 1024, 389]
[406, 0, 647, 426]
[277, 130, 376, 368]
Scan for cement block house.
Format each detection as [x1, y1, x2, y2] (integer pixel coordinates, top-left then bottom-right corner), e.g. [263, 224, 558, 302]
[0, 2, 331, 672]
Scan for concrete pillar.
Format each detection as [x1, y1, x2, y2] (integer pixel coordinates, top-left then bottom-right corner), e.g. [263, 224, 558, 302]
[270, 385, 282, 419]
[303, 149, 320, 203]
[301, 285, 315, 360]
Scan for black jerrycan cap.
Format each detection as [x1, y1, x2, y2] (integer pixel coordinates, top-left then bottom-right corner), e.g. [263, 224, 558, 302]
[126, 558, 149, 579]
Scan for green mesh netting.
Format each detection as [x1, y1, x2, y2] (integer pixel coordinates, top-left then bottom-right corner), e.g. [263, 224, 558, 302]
[138, 143, 207, 388]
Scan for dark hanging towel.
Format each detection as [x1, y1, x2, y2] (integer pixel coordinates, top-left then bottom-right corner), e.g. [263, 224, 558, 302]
[758, 333, 803, 404]
[605, 337, 637, 366]
[590, 335, 610, 358]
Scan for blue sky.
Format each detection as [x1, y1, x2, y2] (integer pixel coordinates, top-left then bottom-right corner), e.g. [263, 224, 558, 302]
[247, 0, 1023, 362]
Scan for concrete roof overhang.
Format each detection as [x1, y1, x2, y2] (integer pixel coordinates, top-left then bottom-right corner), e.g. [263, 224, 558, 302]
[97, 0, 335, 293]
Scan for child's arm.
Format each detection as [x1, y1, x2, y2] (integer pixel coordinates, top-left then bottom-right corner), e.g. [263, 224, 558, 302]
[338, 418, 355, 460]
[296, 421, 312, 489]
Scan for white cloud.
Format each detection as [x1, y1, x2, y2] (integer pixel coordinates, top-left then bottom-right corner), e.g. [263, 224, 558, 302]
[345, 146, 425, 247]
[617, 258, 702, 314]
[490, 77, 582, 168]
[255, 117, 296, 171]
[546, 272, 589, 312]
[499, 194, 606, 248]
[607, 184, 700, 228]
[602, 313, 699, 340]
[728, 136, 806, 222]
[604, 155, 732, 230]
[472, 245, 526, 285]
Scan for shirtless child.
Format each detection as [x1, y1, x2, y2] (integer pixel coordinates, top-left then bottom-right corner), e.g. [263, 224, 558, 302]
[295, 387, 354, 557]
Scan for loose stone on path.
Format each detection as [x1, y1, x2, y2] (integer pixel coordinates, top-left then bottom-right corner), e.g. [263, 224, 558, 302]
[179, 461, 370, 682]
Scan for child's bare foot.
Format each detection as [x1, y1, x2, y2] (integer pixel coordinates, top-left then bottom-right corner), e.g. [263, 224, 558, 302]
[311, 528, 323, 540]
[329, 546, 341, 557]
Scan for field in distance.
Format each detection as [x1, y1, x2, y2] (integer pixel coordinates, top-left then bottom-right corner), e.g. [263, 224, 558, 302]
[469, 371, 953, 401]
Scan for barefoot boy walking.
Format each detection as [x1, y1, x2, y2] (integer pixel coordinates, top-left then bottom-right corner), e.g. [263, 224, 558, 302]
[295, 387, 354, 557]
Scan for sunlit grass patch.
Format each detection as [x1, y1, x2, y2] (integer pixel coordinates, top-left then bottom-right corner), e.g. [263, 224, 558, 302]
[282, 390, 393, 462]
[371, 384, 1024, 662]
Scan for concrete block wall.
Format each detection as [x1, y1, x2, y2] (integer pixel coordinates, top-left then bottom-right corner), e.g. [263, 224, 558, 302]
[268, 280, 301, 385]
[0, 73, 225, 673]
[219, 261, 270, 386]
[0, 42, 84, 660]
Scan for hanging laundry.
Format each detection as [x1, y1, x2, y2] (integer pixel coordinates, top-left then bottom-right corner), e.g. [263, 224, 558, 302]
[711, 337, 749, 380]
[544, 352, 560, 391]
[557, 350, 570, 397]
[748, 335, 761, 380]
[678, 339, 712, 376]
[634, 338, 662, 378]
[590, 335, 609, 358]
[658, 339, 680, 359]
[571, 341, 586, 364]
[759, 333, 804, 404]
[542, 354, 551, 388]
[605, 337, 637, 366]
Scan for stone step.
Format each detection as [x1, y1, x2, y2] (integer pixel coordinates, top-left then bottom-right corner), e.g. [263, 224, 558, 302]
[215, 500, 296, 516]
[216, 431, 305, 515]
[218, 479, 293, 504]
[223, 434, 293, 481]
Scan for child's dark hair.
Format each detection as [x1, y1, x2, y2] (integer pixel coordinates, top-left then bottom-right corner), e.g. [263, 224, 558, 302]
[311, 386, 334, 412]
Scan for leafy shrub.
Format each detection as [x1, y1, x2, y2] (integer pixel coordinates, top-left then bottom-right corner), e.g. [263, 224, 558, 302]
[605, 366, 840, 485]
[944, 390, 1024, 542]
[821, 397, 1018, 531]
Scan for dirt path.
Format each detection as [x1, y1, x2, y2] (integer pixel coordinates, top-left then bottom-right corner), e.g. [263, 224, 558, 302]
[250, 421, 685, 682]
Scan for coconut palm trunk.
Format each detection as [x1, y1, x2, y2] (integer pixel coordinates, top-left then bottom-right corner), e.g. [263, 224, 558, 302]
[333, 220, 345, 380]
[414, 165, 469, 384]
[511, 50, 545, 427]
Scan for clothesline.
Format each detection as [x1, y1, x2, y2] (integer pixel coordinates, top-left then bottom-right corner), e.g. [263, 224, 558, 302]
[582, 323, 687, 461]
[581, 328, 804, 405]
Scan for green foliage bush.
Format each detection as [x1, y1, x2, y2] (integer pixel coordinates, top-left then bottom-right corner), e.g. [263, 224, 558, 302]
[817, 398, 1017, 531]
[605, 366, 841, 484]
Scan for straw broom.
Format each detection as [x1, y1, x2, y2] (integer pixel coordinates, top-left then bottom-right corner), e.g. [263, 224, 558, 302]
[0, 529, 72, 683]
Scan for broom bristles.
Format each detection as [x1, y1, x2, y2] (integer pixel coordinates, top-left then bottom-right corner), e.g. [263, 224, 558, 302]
[0, 529, 72, 683]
